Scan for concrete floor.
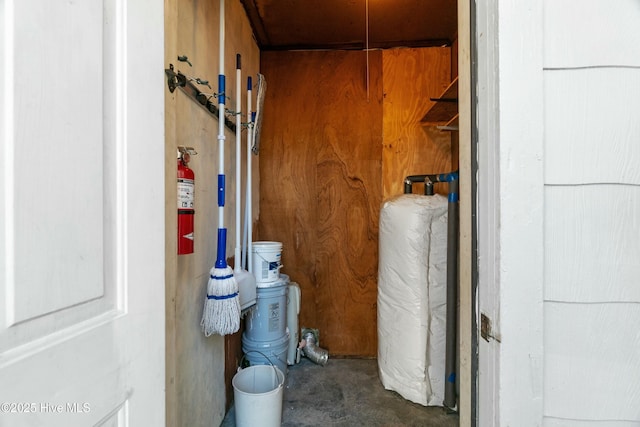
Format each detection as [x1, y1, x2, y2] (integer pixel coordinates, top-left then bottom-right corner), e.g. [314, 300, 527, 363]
[222, 358, 458, 427]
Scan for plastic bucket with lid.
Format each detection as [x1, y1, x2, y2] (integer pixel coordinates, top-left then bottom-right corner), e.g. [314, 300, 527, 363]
[252, 241, 282, 283]
[245, 276, 289, 342]
[242, 331, 290, 376]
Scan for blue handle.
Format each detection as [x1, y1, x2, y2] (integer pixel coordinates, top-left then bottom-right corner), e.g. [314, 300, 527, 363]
[247, 76, 252, 90]
[218, 75, 226, 105]
[218, 174, 225, 207]
[216, 228, 227, 268]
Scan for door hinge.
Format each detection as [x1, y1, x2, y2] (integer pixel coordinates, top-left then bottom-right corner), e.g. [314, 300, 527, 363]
[480, 313, 501, 343]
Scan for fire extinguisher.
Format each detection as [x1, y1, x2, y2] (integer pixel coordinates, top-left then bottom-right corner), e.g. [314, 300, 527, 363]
[177, 146, 197, 255]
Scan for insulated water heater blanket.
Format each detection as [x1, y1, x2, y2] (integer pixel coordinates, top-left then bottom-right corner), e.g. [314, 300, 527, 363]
[377, 194, 448, 406]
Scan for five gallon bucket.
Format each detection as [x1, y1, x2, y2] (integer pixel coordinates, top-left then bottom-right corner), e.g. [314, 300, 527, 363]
[242, 332, 290, 376]
[252, 241, 282, 283]
[233, 364, 284, 427]
[245, 275, 289, 342]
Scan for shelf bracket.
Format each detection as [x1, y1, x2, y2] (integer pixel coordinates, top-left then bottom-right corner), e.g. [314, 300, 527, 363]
[429, 97, 457, 103]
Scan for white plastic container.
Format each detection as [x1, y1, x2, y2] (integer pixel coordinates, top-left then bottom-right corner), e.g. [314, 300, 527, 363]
[245, 276, 289, 342]
[242, 332, 290, 376]
[232, 364, 284, 427]
[252, 241, 283, 283]
[286, 283, 301, 365]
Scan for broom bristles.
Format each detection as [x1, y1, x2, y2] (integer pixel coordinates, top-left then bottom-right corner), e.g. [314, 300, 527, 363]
[252, 73, 266, 154]
[201, 266, 240, 336]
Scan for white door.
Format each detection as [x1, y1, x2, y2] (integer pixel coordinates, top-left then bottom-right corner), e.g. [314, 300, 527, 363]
[0, 0, 165, 426]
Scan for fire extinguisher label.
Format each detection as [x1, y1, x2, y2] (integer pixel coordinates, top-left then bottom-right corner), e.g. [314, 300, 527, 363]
[177, 178, 194, 209]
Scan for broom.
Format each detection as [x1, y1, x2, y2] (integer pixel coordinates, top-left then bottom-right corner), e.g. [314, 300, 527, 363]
[252, 73, 266, 154]
[234, 54, 256, 310]
[201, 0, 240, 337]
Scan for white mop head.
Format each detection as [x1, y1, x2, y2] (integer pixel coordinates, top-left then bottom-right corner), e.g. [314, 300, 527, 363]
[201, 265, 241, 336]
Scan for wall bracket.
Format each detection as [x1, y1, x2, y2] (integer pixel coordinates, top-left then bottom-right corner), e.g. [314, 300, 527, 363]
[165, 64, 237, 133]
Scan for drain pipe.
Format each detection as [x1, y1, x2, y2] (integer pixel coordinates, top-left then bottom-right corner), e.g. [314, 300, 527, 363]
[299, 328, 329, 366]
[404, 172, 458, 195]
[443, 175, 458, 410]
[404, 171, 459, 410]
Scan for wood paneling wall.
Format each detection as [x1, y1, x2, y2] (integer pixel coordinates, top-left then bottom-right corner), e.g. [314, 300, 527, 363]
[382, 48, 452, 198]
[259, 50, 383, 356]
[259, 47, 451, 357]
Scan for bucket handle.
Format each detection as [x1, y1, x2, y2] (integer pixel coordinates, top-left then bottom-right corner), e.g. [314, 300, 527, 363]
[239, 351, 282, 382]
[254, 251, 284, 271]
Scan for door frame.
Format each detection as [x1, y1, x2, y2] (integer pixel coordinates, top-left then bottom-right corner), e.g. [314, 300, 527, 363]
[457, 0, 475, 425]
[470, 0, 546, 426]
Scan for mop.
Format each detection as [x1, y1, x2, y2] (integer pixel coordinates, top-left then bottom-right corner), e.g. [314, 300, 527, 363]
[201, 0, 240, 337]
[242, 73, 265, 274]
[234, 54, 256, 310]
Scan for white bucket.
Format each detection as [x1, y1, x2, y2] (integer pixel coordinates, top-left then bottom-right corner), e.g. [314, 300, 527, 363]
[252, 241, 283, 283]
[232, 364, 284, 427]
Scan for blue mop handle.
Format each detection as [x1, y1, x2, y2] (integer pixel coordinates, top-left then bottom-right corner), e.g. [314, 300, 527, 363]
[216, 228, 227, 268]
[216, 173, 227, 268]
[216, 70, 227, 269]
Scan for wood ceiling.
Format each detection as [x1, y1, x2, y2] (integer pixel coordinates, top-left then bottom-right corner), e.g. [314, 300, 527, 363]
[240, 0, 458, 51]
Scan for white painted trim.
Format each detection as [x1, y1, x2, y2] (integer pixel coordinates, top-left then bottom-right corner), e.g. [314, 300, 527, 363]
[497, 0, 545, 424]
[475, 0, 501, 423]
[476, 0, 545, 425]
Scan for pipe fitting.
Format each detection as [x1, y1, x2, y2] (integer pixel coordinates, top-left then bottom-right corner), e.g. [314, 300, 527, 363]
[299, 328, 329, 366]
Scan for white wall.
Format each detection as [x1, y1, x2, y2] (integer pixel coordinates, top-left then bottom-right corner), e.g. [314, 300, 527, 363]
[542, 1, 640, 425]
[478, 0, 640, 426]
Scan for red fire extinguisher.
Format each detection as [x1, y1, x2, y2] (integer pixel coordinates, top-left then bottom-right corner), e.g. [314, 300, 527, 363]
[177, 147, 197, 255]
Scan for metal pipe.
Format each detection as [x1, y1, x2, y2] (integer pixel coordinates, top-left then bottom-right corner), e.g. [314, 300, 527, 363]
[404, 171, 459, 194]
[300, 329, 328, 366]
[444, 177, 459, 410]
[425, 178, 434, 196]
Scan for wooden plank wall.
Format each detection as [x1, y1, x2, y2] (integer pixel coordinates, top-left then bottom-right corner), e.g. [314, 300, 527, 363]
[259, 47, 451, 357]
[165, 0, 259, 423]
[382, 48, 453, 198]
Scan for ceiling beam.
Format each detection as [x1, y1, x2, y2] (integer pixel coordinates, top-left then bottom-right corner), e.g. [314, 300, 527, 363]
[239, 0, 270, 48]
[259, 38, 453, 52]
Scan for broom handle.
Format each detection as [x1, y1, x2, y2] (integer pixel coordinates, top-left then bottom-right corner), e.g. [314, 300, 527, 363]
[234, 54, 242, 271]
[248, 110, 255, 274]
[242, 76, 252, 272]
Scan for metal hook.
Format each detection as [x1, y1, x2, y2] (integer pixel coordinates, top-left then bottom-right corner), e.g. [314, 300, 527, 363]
[177, 55, 192, 67]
